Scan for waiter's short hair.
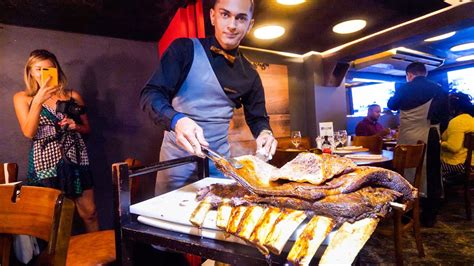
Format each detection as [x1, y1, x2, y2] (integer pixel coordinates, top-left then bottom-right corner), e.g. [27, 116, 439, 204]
[368, 104, 380, 111]
[213, 0, 255, 15]
[406, 62, 427, 76]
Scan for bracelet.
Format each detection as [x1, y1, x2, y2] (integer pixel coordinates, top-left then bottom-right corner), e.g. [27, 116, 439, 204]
[260, 129, 273, 136]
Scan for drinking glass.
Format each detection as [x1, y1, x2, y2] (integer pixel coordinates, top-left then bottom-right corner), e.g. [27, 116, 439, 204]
[333, 131, 341, 147]
[291, 131, 302, 149]
[338, 130, 348, 146]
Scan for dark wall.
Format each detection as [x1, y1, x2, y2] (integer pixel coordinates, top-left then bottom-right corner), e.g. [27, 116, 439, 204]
[0, 24, 162, 229]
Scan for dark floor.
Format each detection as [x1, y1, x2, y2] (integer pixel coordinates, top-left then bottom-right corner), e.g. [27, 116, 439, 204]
[359, 188, 474, 265]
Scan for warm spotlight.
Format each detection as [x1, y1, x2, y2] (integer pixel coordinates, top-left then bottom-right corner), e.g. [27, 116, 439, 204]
[332, 19, 367, 34]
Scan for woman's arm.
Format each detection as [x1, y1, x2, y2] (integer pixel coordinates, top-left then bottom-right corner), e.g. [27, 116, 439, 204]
[59, 90, 91, 135]
[13, 83, 59, 138]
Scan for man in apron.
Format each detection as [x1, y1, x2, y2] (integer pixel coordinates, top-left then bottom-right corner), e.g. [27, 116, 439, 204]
[140, 0, 277, 196]
[388, 62, 448, 227]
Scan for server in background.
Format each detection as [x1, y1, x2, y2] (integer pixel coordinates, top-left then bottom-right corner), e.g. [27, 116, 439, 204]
[387, 62, 449, 227]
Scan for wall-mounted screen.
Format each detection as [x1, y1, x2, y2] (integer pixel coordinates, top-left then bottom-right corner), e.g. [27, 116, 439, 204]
[447, 67, 474, 99]
[350, 82, 395, 116]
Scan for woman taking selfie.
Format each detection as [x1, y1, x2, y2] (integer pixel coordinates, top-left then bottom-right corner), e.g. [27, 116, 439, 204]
[13, 49, 98, 232]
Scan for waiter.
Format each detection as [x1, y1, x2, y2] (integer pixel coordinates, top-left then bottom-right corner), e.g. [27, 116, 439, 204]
[387, 62, 448, 227]
[140, 0, 277, 195]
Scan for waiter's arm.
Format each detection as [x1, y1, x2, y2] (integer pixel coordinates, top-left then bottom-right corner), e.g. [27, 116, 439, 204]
[387, 86, 403, 110]
[140, 38, 192, 130]
[140, 38, 207, 155]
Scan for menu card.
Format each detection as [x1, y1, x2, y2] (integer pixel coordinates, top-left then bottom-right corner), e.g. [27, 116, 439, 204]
[319, 122, 334, 137]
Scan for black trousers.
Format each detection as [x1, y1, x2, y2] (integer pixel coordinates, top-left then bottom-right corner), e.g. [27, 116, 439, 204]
[422, 127, 442, 223]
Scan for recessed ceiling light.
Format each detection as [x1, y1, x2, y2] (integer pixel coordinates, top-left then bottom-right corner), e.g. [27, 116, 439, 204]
[424, 31, 456, 42]
[254, 25, 285, 40]
[332, 19, 367, 34]
[451, 42, 474, 52]
[277, 0, 305, 5]
[456, 55, 474, 62]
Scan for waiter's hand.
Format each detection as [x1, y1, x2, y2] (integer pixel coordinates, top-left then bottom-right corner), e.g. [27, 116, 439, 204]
[256, 130, 277, 161]
[175, 117, 208, 157]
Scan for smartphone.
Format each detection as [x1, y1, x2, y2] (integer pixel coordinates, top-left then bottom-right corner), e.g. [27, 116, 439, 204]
[40, 67, 58, 87]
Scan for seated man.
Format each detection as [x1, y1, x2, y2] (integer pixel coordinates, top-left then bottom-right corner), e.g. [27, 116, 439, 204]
[355, 104, 390, 137]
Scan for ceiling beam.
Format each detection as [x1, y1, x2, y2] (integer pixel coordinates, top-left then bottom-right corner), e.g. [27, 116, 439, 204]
[322, 2, 474, 62]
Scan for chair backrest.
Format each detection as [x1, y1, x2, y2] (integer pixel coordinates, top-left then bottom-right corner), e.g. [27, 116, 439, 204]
[464, 132, 474, 176]
[0, 163, 18, 184]
[0, 185, 74, 265]
[276, 136, 311, 150]
[112, 156, 207, 265]
[392, 141, 426, 190]
[0, 163, 18, 266]
[352, 135, 383, 154]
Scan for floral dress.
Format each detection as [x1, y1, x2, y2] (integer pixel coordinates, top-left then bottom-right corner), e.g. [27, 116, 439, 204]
[27, 104, 93, 198]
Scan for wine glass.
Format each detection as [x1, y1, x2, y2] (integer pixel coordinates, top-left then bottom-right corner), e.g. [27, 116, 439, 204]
[338, 130, 348, 146]
[291, 131, 302, 149]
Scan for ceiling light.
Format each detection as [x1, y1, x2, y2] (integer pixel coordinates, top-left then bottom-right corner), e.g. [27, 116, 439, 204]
[277, 0, 305, 5]
[450, 42, 474, 52]
[254, 25, 285, 40]
[332, 19, 367, 34]
[424, 31, 456, 42]
[456, 55, 474, 62]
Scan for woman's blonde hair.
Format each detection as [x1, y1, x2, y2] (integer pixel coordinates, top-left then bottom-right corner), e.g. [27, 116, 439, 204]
[24, 49, 68, 96]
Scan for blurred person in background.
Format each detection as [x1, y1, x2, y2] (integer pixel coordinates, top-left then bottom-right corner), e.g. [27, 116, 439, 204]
[355, 104, 390, 137]
[387, 62, 449, 227]
[13, 49, 98, 232]
[441, 92, 474, 181]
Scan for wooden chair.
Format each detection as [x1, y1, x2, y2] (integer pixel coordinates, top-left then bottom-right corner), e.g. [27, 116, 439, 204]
[381, 141, 426, 265]
[0, 163, 18, 184]
[0, 185, 75, 265]
[352, 135, 383, 154]
[113, 156, 208, 265]
[462, 132, 474, 220]
[66, 230, 115, 266]
[0, 163, 115, 265]
[0, 163, 18, 266]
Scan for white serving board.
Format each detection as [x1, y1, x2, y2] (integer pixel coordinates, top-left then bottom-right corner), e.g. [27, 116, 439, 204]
[131, 177, 333, 245]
